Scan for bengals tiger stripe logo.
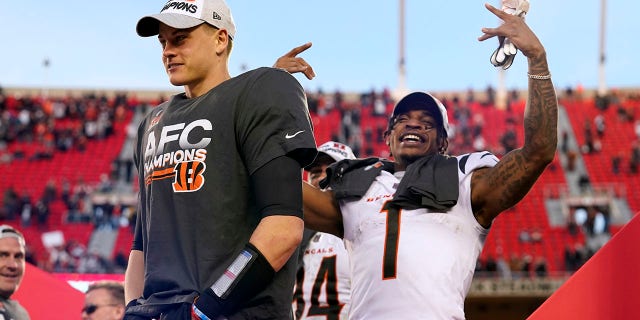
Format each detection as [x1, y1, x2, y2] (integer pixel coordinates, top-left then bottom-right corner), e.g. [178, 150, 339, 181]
[172, 160, 206, 192]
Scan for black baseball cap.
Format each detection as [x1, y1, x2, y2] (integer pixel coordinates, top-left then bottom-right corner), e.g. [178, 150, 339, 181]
[388, 92, 450, 136]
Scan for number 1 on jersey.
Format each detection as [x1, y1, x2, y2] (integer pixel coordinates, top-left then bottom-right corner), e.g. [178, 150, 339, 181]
[381, 201, 401, 279]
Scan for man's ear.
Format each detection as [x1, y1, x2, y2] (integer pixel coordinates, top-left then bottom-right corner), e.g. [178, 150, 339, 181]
[439, 137, 449, 154]
[215, 29, 230, 55]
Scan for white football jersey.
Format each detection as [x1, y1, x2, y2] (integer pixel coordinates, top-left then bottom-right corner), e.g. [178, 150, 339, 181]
[341, 152, 497, 320]
[293, 232, 351, 319]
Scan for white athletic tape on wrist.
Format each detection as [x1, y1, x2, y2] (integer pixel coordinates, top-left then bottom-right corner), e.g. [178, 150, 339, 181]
[211, 249, 253, 298]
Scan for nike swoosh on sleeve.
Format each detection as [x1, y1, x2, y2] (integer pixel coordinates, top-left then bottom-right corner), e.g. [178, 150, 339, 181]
[285, 130, 305, 139]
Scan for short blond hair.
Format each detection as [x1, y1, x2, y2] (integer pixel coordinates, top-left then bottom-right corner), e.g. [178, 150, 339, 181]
[86, 280, 125, 306]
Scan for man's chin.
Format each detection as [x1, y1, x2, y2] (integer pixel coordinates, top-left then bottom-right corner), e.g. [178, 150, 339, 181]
[169, 78, 186, 87]
[0, 288, 15, 299]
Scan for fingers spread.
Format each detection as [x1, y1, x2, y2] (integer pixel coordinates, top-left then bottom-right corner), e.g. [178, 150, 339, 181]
[478, 28, 497, 42]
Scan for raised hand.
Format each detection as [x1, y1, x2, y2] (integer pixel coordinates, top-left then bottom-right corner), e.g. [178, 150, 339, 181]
[273, 42, 316, 80]
[479, 2, 545, 63]
[486, 0, 530, 69]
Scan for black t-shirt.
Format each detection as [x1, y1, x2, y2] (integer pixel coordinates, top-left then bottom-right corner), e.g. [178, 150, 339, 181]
[132, 67, 316, 319]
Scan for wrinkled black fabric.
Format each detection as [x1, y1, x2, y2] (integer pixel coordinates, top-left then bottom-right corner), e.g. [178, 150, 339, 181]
[322, 155, 459, 211]
[125, 300, 192, 320]
[321, 158, 395, 199]
[390, 154, 459, 211]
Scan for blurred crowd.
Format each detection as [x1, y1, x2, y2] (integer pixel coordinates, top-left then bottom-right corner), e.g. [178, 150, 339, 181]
[1, 84, 639, 276]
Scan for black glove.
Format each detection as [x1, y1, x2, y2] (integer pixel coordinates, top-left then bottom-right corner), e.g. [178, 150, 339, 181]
[123, 299, 153, 320]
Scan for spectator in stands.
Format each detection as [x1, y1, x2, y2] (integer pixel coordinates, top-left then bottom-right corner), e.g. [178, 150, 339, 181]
[41, 179, 57, 205]
[1, 186, 18, 221]
[564, 243, 586, 272]
[34, 199, 50, 230]
[509, 253, 524, 278]
[19, 192, 33, 228]
[0, 225, 31, 319]
[612, 153, 623, 175]
[373, 91, 388, 117]
[594, 113, 605, 138]
[83, 280, 125, 320]
[97, 173, 115, 193]
[73, 177, 93, 200]
[508, 89, 521, 109]
[485, 85, 495, 106]
[466, 88, 476, 105]
[578, 174, 591, 193]
[47, 243, 75, 273]
[453, 102, 471, 140]
[581, 120, 601, 154]
[520, 255, 533, 277]
[533, 257, 548, 277]
[484, 256, 498, 273]
[28, 146, 54, 161]
[495, 252, 511, 279]
[499, 119, 518, 154]
[565, 148, 578, 172]
[573, 206, 588, 226]
[560, 131, 569, 154]
[583, 207, 610, 256]
[113, 250, 128, 273]
[567, 212, 581, 237]
[630, 140, 640, 174]
[473, 133, 487, 152]
[77, 251, 110, 274]
[60, 178, 72, 207]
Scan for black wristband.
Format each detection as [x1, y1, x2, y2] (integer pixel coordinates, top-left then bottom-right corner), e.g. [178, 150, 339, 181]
[194, 242, 276, 318]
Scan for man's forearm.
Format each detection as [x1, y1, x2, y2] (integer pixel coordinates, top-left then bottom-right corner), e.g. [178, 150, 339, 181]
[524, 52, 558, 163]
[124, 250, 145, 303]
[249, 215, 303, 271]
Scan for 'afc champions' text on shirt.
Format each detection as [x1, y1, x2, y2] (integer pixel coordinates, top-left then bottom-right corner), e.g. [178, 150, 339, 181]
[143, 119, 211, 192]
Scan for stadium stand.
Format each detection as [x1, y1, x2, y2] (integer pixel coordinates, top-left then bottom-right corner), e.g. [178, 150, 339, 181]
[1, 87, 638, 282]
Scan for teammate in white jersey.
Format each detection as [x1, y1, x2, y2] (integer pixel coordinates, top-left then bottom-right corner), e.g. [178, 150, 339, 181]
[302, 4, 558, 319]
[293, 141, 354, 320]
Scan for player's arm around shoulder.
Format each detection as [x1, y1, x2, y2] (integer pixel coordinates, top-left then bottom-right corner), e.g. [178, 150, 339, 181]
[303, 182, 344, 238]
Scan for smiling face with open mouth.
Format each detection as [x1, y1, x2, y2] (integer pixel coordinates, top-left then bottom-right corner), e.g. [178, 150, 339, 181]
[385, 109, 448, 171]
[0, 237, 25, 299]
